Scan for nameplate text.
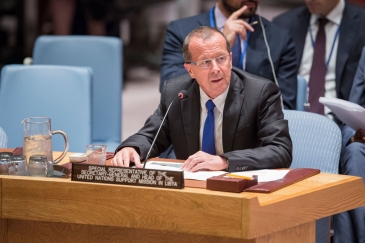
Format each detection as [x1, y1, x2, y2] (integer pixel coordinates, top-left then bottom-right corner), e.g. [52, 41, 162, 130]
[71, 163, 184, 189]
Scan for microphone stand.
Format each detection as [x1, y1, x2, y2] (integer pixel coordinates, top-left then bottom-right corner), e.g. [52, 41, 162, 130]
[143, 91, 186, 169]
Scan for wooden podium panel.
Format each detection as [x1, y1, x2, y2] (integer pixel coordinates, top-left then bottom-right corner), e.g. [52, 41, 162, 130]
[3, 219, 315, 243]
[1, 172, 365, 243]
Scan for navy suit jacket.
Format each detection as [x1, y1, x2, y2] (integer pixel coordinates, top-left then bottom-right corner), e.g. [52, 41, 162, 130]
[273, 2, 365, 103]
[160, 11, 298, 110]
[118, 68, 292, 172]
[341, 46, 365, 146]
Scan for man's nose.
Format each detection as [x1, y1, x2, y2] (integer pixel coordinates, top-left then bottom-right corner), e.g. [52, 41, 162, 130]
[210, 59, 220, 73]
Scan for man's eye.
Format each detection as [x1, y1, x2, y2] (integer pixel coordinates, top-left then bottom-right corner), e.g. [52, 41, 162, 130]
[201, 60, 211, 65]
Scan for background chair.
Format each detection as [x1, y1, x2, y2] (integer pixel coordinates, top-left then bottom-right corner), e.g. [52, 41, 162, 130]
[283, 110, 342, 243]
[32, 35, 123, 152]
[0, 127, 7, 148]
[296, 75, 308, 111]
[0, 64, 92, 152]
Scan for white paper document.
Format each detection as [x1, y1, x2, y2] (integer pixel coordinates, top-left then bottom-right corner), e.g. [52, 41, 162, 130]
[144, 161, 226, 181]
[319, 97, 365, 131]
[183, 171, 227, 180]
[144, 161, 182, 171]
[144, 162, 290, 182]
[231, 169, 290, 183]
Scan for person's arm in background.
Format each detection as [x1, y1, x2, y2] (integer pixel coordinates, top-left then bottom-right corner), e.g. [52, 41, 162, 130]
[160, 21, 189, 91]
[341, 46, 365, 146]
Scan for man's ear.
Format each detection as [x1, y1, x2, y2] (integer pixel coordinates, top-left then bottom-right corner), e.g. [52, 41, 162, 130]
[184, 63, 195, 79]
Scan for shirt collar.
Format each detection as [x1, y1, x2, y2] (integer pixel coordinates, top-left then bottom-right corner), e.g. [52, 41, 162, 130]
[199, 84, 229, 114]
[214, 3, 227, 31]
[310, 0, 344, 26]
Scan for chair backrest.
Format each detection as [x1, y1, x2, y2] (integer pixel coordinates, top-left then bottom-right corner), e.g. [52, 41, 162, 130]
[283, 110, 341, 174]
[0, 64, 92, 152]
[296, 75, 308, 111]
[32, 35, 122, 151]
[0, 127, 7, 148]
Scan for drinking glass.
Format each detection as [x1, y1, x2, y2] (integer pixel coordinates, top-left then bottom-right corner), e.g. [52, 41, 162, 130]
[46, 160, 54, 177]
[0, 152, 13, 175]
[8, 155, 28, 176]
[86, 144, 106, 165]
[28, 154, 47, 177]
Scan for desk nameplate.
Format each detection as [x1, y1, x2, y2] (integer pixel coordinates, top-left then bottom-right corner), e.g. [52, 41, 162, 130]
[71, 163, 184, 189]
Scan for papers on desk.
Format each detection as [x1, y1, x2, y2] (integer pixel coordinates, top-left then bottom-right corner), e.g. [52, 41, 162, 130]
[144, 161, 226, 180]
[144, 161, 182, 171]
[145, 161, 290, 182]
[231, 169, 290, 183]
[184, 171, 227, 180]
[319, 97, 365, 131]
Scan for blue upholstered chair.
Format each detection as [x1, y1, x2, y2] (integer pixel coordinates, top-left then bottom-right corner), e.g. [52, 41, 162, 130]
[0, 64, 93, 152]
[0, 127, 7, 148]
[296, 75, 308, 111]
[32, 36, 123, 152]
[284, 110, 341, 243]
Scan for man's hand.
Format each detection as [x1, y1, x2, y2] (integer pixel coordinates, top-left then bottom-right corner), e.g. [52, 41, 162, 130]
[180, 151, 228, 172]
[111, 147, 143, 168]
[223, 5, 255, 47]
[351, 129, 365, 143]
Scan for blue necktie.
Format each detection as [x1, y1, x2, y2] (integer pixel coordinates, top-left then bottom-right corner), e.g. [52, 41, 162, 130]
[202, 100, 216, 155]
[231, 35, 241, 68]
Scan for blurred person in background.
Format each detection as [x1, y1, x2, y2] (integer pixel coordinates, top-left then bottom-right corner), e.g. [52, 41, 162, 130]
[273, 1, 365, 242]
[332, 46, 365, 243]
[49, 0, 112, 35]
[273, 0, 365, 117]
[160, 0, 298, 110]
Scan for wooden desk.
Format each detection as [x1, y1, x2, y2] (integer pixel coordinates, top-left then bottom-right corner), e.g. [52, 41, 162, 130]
[1, 151, 365, 242]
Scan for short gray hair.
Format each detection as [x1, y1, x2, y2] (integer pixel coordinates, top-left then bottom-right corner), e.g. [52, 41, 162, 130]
[182, 26, 231, 62]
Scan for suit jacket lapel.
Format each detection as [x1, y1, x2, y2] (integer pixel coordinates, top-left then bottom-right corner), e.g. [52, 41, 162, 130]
[181, 82, 201, 155]
[222, 71, 245, 152]
[295, 8, 311, 68]
[336, 3, 358, 92]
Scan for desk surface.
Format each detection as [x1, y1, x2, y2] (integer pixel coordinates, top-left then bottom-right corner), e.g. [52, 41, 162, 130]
[1, 149, 365, 241]
[1, 169, 365, 240]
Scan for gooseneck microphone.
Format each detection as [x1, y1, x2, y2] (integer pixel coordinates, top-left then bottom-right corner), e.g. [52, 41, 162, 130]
[143, 90, 188, 169]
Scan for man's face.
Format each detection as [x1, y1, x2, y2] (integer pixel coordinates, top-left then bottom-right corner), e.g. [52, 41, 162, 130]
[305, 0, 340, 16]
[221, 0, 259, 19]
[184, 33, 232, 99]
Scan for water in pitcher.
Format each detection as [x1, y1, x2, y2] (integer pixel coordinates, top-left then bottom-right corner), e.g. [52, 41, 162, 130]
[23, 135, 53, 163]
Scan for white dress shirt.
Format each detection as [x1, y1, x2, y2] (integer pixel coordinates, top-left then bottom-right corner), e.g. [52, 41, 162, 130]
[299, 0, 344, 116]
[199, 86, 229, 155]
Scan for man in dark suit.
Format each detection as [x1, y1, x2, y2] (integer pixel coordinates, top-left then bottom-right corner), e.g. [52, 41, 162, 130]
[274, 2, 365, 242]
[332, 46, 365, 243]
[112, 26, 292, 172]
[273, 0, 365, 116]
[160, 0, 297, 110]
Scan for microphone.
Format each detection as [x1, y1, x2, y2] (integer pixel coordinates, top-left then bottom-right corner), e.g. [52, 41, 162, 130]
[143, 90, 188, 168]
